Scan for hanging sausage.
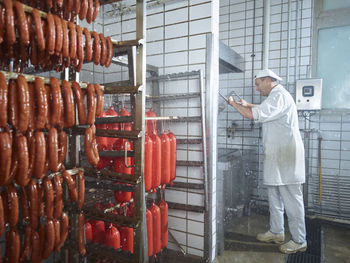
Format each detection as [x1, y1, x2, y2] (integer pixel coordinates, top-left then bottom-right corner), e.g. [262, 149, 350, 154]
[160, 132, 171, 186]
[146, 209, 154, 257]
[151, 133, 161, 190]
[144, 135, 153, 192]
[145, 108, 157, 136]
[91, 220, 105, 245]
[150, 203, 161, 254]
[85, 221, 93, 243]
[159, 199, 168, 249]
[120, 226, 134, 253]
[113, 182, 132, 204]
[105, 225, 120, 250]
[167, 131, 177, 183]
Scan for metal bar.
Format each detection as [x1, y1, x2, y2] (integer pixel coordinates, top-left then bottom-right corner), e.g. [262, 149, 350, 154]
[84, 167, 139, 184]
[167, 202, 205, 213]
[70, 126, 141, 139]
[99, 150, 134, 158]
[168, 182, 205, 190]
[103, 84, 142, 94]
[176, 160, 203, 167]
[169, 230, 186, 255]
[177, 138, 202, 144]
[146, 70, 200, 81]
[85, 181, 135, 192]
[145, 116, 201, 122]
[95, 116, 133, 124]
[146, 92, 201, 102]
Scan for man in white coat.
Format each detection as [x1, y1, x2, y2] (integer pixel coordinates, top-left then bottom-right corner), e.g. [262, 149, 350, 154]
[227, 69, 307, 254]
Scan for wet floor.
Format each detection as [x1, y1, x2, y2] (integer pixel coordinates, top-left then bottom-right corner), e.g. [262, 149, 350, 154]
[214, 212, 350, 263]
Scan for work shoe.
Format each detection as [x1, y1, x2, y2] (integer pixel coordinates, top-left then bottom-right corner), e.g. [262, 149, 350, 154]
[279, 240, 307, 254]
[256, 230, 285, 244]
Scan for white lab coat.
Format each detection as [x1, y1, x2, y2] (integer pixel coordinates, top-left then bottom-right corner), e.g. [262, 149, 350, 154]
[252, 84, 305, 185]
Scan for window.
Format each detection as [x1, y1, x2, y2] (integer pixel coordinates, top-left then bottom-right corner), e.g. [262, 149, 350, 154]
[313, 0, 350, 109]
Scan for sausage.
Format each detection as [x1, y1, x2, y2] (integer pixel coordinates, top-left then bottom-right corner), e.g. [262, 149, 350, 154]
[49, 77, 62, 127]
[39, 223, 45, 258]
[68, 21, 76, 59]
[4, 133, 17, 186]
[99, 33, 107, 66]
[46, 0, 53, 10]
[53, 219, 60, 251]
[73, 0, 81, 17]
[34, 77, 48, 129]
[86, 83, 96, 125]
[19, 187, 30, 222]
[61, 19, 69, 58]
[43, 177, 54, 219]
[7, 228, 20, 263]
[83, 27, 92, 62]
[8, 80, 18, 129]
[17, 75, 30, 132]
[53, 175, 63, 219]
[3, 0, 16, 45]
[19, 225, 32, 263]
[85, 125, 100, 166]
[0, 132, 12, 185]
[42, 219, 55, 259]
[57, 212, 68, 251]
[7, 184, 19, 227]
[27, 180, 39, 229]
[0, 72, 7, 127]
[58, 130, 67, 164]
[53, 15, 63, 54]
[62, 80, 75, 128]
[14, 1, 30, 45]
[95, 84, 104, 116]
[1, 191, 8, 225]
[105, 36, 113, 67]
[0, 193, 4, 236]
[26, 133, 35, 179]
[77, 170, 85, 209]
[79, 0, 88, 20]
[62, 170, 78, 202]
[30, 231, 41, 263]
[27, 82, 35, 131]
[78, 213, 86, 255]
[72, 81, 86, 124]
[32, 8, 45, 51]
[76, 25, 83, 69]
[30, 26, 39, 68]
[92, 31, 101, 65]
[0, 4, 5, 44]
[48, 127, 59, 172]
[86, 0, 93, 23]
[15, 135, 30, 186]
[65, 0, 74, 20]
[38, 182, 45, 217]
[46, 13, 56, 54]
[33, 131, 46, 179]
[92, 0, 100, 22]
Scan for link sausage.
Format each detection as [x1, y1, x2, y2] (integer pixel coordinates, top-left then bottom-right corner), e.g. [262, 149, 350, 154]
[85, 125, 99, 166]
[62, 170, 78, 202]
[95, 84, 104, 116]
[77, 170, 85, 209]
[86, 83, 96, 125]
[72, 81, 86, 124]
[0, 72, 7, 127]
[15, 135, 30, 186]
[7, 184, 19, 227]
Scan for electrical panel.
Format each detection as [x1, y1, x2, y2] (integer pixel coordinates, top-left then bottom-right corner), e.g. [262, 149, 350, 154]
[296, 79, 323, 110]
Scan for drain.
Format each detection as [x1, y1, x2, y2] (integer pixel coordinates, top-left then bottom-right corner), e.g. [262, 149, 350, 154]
[286, 219, 321, 263]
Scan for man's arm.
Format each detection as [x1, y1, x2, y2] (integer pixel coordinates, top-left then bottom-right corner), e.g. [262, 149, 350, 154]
[228, 96, 255, 120]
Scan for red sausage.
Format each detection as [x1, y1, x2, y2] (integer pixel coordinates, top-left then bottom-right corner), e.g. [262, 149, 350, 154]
[72, 81, 86, 124]
[95, 84, 104, 116]
[105, 36, 113, 67]
[42, 219, 55, 259]
[30, 231, 41, 263]
[85, 125, 100, 166]
[78, 213, 86, 255]
[68, 21, 76, 59]
[92, 0, 100, 22]
[8, 80, 18, 129]
[34, 77, 48, 130]
[79, 0, 88, 20]
[48, 127, 59, 172]
[62, 80, 75, 128]
[61, 19, 69, 58]
[53, 219, 61, 251]
[3, 0, 16, 45]
[92, 31, 101, 65]
[33, 131, 46, 179]
[53, 174, 63, 219]
[99, 33, 107, 66]
[54, 15, 63, 54]
[62, 170, 78, 202]
[0, 72, 8, 127]
[58, 130, 67, 164]
[15, 135, 30, 186]
[57, 212, 68, 251]
[16, 75, 30, 133]
[43, 177, 54, 219]
[7, 184, 19, 227]
[28, 180, 39, 229]
[27, 82, 36, 131]
[19, 225, 32, 263]
[49, 77, 62, 127]
[77, 170, 85, 209]
[86, 83, 96, 125]
[0, 132, 12, 185]
[83, 27, 92, 62]
[14, 1, 30, 45]
[19, 187, 30, 223]
[32, 8, 45, 51]
[0, 194, 4, 236]
[86, 0, 93, 23]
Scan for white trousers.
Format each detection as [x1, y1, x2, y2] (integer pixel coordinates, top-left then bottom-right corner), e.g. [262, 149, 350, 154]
[267, 184, 306, 244]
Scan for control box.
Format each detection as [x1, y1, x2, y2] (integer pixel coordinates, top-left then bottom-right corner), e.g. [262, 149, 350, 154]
[296, 79, 323, 110]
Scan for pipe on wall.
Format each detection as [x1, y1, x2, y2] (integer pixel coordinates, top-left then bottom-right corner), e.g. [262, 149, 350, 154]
[263, 0, 270, 69]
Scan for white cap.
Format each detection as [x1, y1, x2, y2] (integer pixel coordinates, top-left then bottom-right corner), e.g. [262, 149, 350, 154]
[255, 69, 282, 81]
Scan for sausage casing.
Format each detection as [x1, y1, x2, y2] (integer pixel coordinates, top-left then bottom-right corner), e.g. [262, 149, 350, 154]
[0, 72, 8, 127]
[34, 77, 48, 130]
[46, 13, 56, 54]
[85, 125, 100, 166]
[15, 135, 30, 186]
[78, 213, 86, 255]
[62, 170, 78, 202]
[53, 175, 63, 219]
[17, 75, 30, 132]
[7, 184, 19, 227]
[32, 8, 45, 51]
[3, 0, 16, 45]
[105, 36, 113, 67]
[48, 127, 59, 172]
[0, 132, 12, 185]
[33, 131, 46, 179]
[77, 170, 85, 209]
[14, 1, 29, 45]
[42, 219, 55, 259]
[49, 77, 62, 127]
[83, 27, 92, 62]
[95, 84, 104, 116]
[72, 81, 86, 124]
[86, 84, 96, 125]
[43, 177, 54, 219]
[92, 31, 101, 65]
[62, 80, 75, 128]
[27, 180, 39, 229]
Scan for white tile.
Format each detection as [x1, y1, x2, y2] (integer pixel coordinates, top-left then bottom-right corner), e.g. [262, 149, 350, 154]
[165, 22, 188, 39]
[189, 49, 206, 64]
[189, 18, 211, 35]
[147, 41, 164, 55]
[165, 1, 188, 11]
[121, 32, 136, 41]
[147, 27, 163, 42]
[165, 7, 188, 25]
[122, 19, 136, 33]
[190, 3, 212, 20]
[187, 247, 204, 257]
[188, 234, 204, 250]
[147, 13, 163, 28]
[147, 54, 164, 68]
[188, 193, 204, 206]
[165, 37, 188, 53]
[165, 51, 188, 67]
[189, 34, 207, 49]
[168, 216, 187, 232]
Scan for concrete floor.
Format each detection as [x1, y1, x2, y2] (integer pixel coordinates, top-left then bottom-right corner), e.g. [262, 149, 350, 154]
[214, 213, 350, 263]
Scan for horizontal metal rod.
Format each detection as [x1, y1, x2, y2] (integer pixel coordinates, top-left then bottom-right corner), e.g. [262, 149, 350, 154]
[146, 70, 200, 81]
[176, 160, 203, 167]
[84, 167, 139, 184]
[167, 202, 205, 213]
[95, 116, 133, 124]
[83, 207, 139, 227]
[103, 84, 142, 94]
[146, 92, 201, 102]
[99, 150, 134, 157]
[70, 126, 141, 139]
[85, 181, 135, 192]
[168, 182, 204, 190]
[177, 138, 203, 144]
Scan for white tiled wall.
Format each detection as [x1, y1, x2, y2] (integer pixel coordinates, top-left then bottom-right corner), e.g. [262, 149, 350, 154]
[219, 0, 350, 220]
